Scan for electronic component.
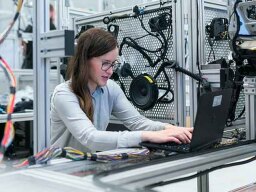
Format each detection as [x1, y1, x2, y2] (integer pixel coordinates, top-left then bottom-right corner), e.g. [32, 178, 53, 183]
[103, 14, 131, 25]
[129, 74, 159, 111]
[205, 18, 229, 40]
[148, 13, 171, 32]
[107, 24, 119, 39]
[229, 1, 256, 58]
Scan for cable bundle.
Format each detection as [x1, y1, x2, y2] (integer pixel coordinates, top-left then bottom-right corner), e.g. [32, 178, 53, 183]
[0, 0, 23, 45]
[93, 148, 150, 162]
[14, 147, 150, 168]
[14, 146, 66, 167]
[0, 56, 16, 162]
[63, 147, 88, 160]
[0, 0, 23, 162]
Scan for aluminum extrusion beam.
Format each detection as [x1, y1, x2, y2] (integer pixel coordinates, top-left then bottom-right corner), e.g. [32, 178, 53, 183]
[0, 112, 33, 123]
[39, 30, 74, 58]
[101, 143, 256, 189]
[244, 76, 256, 140]
[0, 169, 104, 192]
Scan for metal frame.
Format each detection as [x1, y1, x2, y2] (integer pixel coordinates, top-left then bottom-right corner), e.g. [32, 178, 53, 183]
[29, 1, 256, 191]
[33, 0, 74, 153]
[39, 30, 74, 58]
[0, 143, 256, 192]
[99, 143, 256, 190]
[56, 0, 70, 30]
[189, 0, 246, 128]
[175, 0, 187, 126]
[244, 76, 256, 140]
[188, 2, 232, 190]
[0, 169, 104, 192]
[0, 112, 33, 123]
[33, 0, 51, 153]
[188, 0, 204, 124]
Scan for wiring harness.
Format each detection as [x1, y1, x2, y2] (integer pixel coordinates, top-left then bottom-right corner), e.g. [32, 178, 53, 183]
[0, 0, 23, 45]
[14, 146, 150, 168]
[0, 0, 23, 161]
[0, 56, 17, 161]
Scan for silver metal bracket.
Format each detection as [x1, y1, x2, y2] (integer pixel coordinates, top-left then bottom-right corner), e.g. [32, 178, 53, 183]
[244, 76, 256, 140]
[39, 30, 74, 58]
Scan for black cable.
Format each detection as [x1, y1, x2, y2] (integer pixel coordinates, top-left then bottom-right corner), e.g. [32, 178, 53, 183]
[154, 61, 175, 103]
[207, 37, 216, 62]
[233, 105, 245, 121]
[225, 0, 248, 125]
[119, 38, 154, 67]
[195, 0, 203, 99]
[231, 0, 242, 59]
[133, 34, 151, 41]
[196, 1, 202, 77]
[119, 19, 166, 68]
[175, 65, 205, 83]
[226, 105, 245, 126]
[138, 14, 164, 46]
[118, 79, 131, 101]
[112, 4, 175, 107]
[145, 155, 256, 189]
[125, 36, 162, 54]
[119, 7, 172, 68]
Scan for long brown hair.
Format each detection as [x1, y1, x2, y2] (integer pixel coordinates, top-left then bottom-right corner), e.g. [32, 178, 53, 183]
[66, 28, 118, 121]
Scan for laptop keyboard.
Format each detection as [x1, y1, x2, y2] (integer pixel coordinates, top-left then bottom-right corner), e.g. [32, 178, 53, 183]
[140, 141, 191, 153]
[158, 142, 190, 152]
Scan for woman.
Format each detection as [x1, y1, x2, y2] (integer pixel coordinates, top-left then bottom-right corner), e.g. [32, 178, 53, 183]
[50, 28, 193, 152]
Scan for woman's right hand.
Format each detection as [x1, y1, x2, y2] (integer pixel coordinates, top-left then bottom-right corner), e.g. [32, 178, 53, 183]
[141, 127, 193, 144]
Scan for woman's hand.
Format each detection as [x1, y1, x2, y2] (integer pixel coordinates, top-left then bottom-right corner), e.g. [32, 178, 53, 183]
[141, 126, 193, 144]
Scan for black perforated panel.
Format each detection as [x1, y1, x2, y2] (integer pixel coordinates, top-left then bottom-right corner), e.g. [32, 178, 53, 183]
[77, 5, 175, 121]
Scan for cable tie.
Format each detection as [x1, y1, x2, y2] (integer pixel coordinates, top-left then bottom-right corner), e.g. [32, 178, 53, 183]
[83, 153, 87, 160]
[7, 114, 12, 121]
[10, 86, 16, 94]
[28, 156, 36, 165]
[0, 147, 5, 154]
[61, 148, 66, 157]
[14, 12, 20, 21]
[91, 154, 97, 161]
[121, 153, 129, 159]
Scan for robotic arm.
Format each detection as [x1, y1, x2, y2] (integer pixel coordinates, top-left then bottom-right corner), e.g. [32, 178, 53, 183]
[229, 0, 256, 61]
[227, 0, 256, 123]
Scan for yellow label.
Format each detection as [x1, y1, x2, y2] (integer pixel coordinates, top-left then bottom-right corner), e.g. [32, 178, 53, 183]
[144, 75, 153, 83]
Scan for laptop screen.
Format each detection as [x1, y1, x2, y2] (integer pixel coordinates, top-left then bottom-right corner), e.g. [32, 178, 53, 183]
[190, 89, 233, 151]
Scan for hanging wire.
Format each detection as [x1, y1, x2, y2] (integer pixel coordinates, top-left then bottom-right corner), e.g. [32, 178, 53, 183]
[0, 0, 23, 45]
[0, 56, 17, 162]
[0, 0, 23, 162]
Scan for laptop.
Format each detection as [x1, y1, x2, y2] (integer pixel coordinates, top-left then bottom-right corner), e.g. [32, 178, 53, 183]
[140, 88, 233, 153]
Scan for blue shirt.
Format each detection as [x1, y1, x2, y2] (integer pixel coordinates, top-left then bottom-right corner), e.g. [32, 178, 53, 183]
[50, 79, 166, 152]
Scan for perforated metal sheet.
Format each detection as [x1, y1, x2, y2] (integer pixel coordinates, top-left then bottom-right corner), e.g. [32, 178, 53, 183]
[76, 4, 175, 121]
[204, 4, 245, 120]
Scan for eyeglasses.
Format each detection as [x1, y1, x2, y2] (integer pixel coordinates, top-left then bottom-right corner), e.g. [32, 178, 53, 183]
[101, 60, 120, 72]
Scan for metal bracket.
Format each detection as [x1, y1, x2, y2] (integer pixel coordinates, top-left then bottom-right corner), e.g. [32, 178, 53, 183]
[244, 76, 256, 140]
[244, 77, 256, 95]
[39, 30, 74, 58]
